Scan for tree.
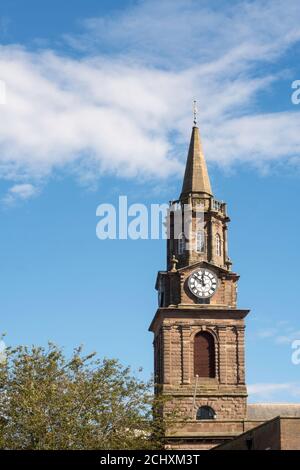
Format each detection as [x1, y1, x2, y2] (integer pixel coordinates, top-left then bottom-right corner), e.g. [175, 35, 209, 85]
[0, 342, 168, 450]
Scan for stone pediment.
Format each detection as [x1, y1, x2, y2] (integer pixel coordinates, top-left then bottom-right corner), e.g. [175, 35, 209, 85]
[177, 260, 239, 280]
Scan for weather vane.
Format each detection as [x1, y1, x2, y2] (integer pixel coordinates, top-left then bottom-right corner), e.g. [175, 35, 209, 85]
[193, 100, 198, 126]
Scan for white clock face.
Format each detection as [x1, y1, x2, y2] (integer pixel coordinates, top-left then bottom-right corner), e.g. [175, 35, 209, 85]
[188, 268, 218, 299]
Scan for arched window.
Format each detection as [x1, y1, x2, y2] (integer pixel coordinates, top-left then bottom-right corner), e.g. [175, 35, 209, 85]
[215, 233, 221, 257]
[178, 233, 185, 255]
[194, 331, 215, 378]
[196, 230, 205, 253]
[196, 406, 216, 420]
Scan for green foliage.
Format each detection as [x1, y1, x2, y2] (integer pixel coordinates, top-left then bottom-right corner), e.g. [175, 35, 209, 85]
[0, 343, 167, 450]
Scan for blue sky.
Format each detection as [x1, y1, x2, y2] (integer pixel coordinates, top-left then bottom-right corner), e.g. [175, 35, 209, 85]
[0, 0, 300, 403]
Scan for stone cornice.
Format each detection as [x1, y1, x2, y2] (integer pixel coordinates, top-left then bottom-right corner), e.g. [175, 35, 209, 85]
[149, 307, 250, 332]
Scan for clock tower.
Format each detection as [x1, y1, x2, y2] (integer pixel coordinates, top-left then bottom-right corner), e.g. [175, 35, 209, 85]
[149, 121, 250, 450]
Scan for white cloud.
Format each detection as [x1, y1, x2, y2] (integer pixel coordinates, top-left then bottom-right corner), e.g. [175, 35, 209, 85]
[0, 0, 299, 198]
[65, 0, 300, 68]
[255, 322, 300, 345]
[256, 328, 278, 339]
[205, 112, 300, 167]
[249, 383, 293, 394]
[0, 47, 183, 182]
[3, 183, 38, 205]
[248, 382, 300, 400]
[276, 330, 300, 345]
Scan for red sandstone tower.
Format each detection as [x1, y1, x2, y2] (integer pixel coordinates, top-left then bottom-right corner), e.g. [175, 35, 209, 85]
[149, 122, 250, 449]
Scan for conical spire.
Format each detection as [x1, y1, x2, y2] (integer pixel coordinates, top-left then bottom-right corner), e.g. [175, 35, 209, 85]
[180, 126, 213, 198]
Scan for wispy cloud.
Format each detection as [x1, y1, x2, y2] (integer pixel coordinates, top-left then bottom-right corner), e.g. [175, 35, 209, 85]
[65, 0, 300, 68]
[276, 330, 300, 345]
[256, 328, 279, 339]
[255, 321, 300, 345]
[2, 183, 38, 205]
[248, 382, 300, 401]
[0, 0, 299, 198]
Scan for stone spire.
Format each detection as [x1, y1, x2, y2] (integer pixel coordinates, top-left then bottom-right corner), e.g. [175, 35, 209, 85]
[180, 125, 213, 198]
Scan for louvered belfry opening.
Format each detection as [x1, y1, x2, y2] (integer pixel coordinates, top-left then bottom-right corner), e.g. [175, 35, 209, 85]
[194, 331, 216, 378]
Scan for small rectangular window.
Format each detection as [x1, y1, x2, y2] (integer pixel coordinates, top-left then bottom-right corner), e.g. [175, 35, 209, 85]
[178, 234, 185, 255]
[196, 230, 205, 253]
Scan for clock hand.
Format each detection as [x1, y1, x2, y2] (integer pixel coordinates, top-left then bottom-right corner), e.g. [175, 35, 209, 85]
[196, 273, 204, 287]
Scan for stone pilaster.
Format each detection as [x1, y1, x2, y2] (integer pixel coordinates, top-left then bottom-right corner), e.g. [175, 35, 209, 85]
[181, 326, 191, 384]
[236, 326, 246, 384]
[162, 325, 172, 384]
[223, 224, 228, 268]
[217, 326, 227, 384]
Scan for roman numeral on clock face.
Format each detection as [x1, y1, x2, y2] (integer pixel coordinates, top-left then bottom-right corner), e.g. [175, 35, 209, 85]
[188, 268, 218, 299]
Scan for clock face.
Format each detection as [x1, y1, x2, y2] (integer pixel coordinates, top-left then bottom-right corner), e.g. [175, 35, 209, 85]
[188, 268, 218, 299]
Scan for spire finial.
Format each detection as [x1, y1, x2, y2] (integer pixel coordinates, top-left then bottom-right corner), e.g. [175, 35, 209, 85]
[193, 100, 197, 126]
